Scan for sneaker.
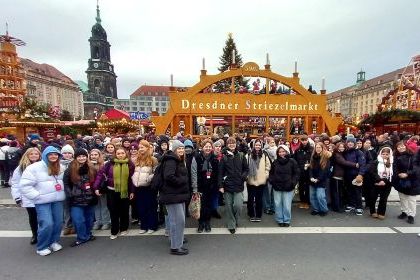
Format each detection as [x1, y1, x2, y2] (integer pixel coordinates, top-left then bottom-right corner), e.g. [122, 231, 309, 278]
[229, 229, 236, 234]
[298, 203, 305, 209]
[164, 231, 169, 237]
[249, 217, 256, 222]
[147, 230, 155, 234]
[70, 240, 85, 247]
[377, 214, 385, 220]
[138, 230, 147, 234]
[110, 235, 118, 240]
[278, 223, 285, 227]
[254, 218, 262, 222]
[319, 212, 328, 217]
[407, 216, 414, 224]
[36, 248, 52, 256]
[310, 211, 319, 216]
[371, 213, 378, 218]
[92, 224, 101, 230]
[345, 206, 355, 213]
[204, 223, 211, 232]
[50, 242, 63, 252]
[302, 203, 310, 210]
[30, 236, 37, 245]
[197, 223, 204, 233]
[62, 228, 72, 235]
[283, 223, 290, 227]
[170, 247, 189, 256]
[398, 212, 408, 219]
[355, 209, 363, 216]
[102, 224, 111, 230]
[120, 231, 128, 236]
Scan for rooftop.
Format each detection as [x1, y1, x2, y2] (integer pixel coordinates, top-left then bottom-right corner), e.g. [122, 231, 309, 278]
[20, 58, 77, 85]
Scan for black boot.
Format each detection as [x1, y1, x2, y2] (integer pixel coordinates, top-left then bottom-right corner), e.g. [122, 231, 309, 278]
[30, 236, 37, 245]
[197, 223, 204, 233]
[204, 222, 211, 232]
[398, 212, 407, 219]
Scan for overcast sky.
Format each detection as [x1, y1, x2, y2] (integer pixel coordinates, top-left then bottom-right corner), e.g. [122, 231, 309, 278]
[3, 0, 420, 98]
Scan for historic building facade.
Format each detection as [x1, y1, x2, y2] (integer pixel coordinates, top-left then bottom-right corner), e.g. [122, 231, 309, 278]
[83, 3, 117, 119]
[327, 68, 403, 122]
[21, 58, 84, 118]
[114, 85, 181, 116]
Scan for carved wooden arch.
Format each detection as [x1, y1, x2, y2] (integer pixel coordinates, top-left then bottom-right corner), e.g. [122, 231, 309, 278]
[152, 62, 342, 135]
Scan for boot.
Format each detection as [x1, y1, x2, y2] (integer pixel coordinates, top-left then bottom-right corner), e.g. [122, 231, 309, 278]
[197, 223, 204, 233]
[204, 222, 211, 232]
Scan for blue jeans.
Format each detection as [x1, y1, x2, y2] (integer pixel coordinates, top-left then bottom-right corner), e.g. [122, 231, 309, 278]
[71, 206, 95, 242]
[263, 183, 275, 212]
[166, 203, 185, 250]
[273, 190, 294, 224]
[310, 186, 328, 213]
[35, 201, 63, 251]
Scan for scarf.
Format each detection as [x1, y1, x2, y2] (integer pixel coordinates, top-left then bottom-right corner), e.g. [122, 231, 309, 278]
[201, 153, 213, 172]
[113, 158, 130, 198]
[249, 154, 262, 179]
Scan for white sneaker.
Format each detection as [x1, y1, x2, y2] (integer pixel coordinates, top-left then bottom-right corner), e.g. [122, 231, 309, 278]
[138, 230, 147, 234]
[110, 235, 118, 240]
[417, 233, 420, 237]
[36, 248, 52, 256]
[147, 230, 155, 234]
[50, 242, 63, 252]
[120, 231, 128, 236]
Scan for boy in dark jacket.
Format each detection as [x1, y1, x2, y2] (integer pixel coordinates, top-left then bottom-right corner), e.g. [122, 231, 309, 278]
[218, 137, 249, 234]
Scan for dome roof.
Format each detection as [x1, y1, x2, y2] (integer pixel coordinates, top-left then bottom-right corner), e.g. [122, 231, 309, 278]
[91, 23, 107, 40]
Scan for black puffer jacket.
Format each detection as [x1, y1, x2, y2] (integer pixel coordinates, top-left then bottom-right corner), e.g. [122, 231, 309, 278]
[293, 143, 313, 170]
[394, 152, 420, 195]
[269, 156, 300, 192]
[218, 149, 249, 193]
[160, 151, 190, 204]
[63, 164, 97, 207]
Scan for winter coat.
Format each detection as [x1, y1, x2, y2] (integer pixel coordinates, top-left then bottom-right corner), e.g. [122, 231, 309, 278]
[218, 149, 249, 193]
[367, 160, 393, 189]
[20, 162, 65, 205]
[331, 151, 357, 179]
[394, 152, 420, 195]
[63, 166, 97, 207]
[160, 151, 190, 204]
[293, 143, 313, 170]
[191, 151, 219, 193]
[309, 156, 331, 188]
[132, 158, 158, 188]
[93, 160, 135, 195]
[343, 148, 366, 179]
[10, 167, 35, 208]
[246, 152, 271, 186]
[5, 147, 20, 171]
[268, 156, 300, 192]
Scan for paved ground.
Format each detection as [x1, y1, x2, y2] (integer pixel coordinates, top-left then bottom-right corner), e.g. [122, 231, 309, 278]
[1, 186, 419, 280]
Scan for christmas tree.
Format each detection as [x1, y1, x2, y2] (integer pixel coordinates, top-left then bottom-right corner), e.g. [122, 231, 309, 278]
[214, 33, 249, 93]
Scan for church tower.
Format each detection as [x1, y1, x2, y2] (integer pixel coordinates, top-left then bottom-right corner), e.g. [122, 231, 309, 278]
[86, 3, 117, 99]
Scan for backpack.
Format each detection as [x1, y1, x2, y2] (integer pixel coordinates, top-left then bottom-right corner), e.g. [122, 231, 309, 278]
[150, 160, 166, 191]
[5, 150, 21, 169]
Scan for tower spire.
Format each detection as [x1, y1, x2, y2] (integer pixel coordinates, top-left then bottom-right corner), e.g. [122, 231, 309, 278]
[5, 22, 9, 37]
[96, 0, 101, 24]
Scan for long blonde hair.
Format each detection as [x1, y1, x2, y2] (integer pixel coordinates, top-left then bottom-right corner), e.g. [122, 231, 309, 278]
[19, 147, 41, 172]
[311, 142, 329, 170]
[135, 140, 157, 167]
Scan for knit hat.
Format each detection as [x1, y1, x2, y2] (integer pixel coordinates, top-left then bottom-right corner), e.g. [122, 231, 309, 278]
[214, 140, 223, 147]
[346, 135, 357, 144]
[74, 148, 88, 158]
[171, 140, 185, 152]
[184, 139, 194, 148]
[61, 144, 75, 155]
[331, 135, 341, 144]
[278, 144, 290, 154]
[29, 134, 40, 142]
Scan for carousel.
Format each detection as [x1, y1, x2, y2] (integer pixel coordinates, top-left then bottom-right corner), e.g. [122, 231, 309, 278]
[361, 55, 420, 134]
[152, 57, 342, 138]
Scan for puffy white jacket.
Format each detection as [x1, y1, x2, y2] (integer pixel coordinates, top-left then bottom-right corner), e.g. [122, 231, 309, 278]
[132, 165, 154, 187]
[20, 161, 65, 205]
[10, 167, 35, 208]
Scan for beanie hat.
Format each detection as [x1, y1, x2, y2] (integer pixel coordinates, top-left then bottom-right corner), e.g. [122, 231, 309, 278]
[61, 144, 75, 155]
[214, 140, 223, 147]
[171, 140, 185, 152]
[74, 148, 88, 158]
[331, 135, 341, 144]
[29, 134, 40, 142]
[278, 144, 290, 154]
[346, 135, 357, 144]
[184, 139, 194, 148]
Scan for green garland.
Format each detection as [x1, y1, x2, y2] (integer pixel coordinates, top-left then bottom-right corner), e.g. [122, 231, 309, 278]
[359, 109, 420, 126]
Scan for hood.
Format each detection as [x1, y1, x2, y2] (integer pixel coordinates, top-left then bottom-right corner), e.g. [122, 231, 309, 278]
[41, 146, 62, 164]
[378, 147, 394, 164]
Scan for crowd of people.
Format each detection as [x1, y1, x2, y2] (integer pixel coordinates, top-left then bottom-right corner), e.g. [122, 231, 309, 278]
[0, 130, 419, 256]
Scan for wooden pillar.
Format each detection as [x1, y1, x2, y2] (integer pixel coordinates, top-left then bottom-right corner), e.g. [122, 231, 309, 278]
[265, 115, 269, 134]
[232, 115, 236, 134]
[305, 116, 309, 134]
[286, 116, 290, 140]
